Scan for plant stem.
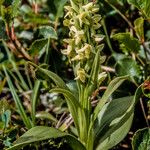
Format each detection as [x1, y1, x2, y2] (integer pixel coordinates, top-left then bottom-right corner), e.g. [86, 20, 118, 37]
[102, 18, 114, 53]
[140, 98, 150, 127]
[105, 0, 134, 30]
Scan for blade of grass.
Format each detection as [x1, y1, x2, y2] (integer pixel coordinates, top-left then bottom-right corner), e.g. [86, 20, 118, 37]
[3, 65, 32, 129]
[25, 64, 33, 89]
[31, 80, 41, 126]
[2, 40, 29, 90]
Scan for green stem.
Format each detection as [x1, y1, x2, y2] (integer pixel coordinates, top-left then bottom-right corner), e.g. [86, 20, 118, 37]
[105, 0, 134, 30]
[102, 18, 114, 53]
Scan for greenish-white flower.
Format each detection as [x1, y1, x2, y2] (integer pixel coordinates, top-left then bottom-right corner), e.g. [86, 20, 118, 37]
[75, 68, 86, 83]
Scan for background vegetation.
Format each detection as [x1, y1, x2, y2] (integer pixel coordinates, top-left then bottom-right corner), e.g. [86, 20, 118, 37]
[0, 0, 149, 149]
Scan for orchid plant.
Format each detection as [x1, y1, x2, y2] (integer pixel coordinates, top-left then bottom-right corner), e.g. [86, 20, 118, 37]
[7, 0, 137, 150]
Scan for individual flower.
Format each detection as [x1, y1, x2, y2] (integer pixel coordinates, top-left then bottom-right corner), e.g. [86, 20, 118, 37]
[82, 2, 94, 11]
[76, 43, 92, 59]
[70, 26, 85, 44]
[75, 68, 86, 83]
[71, 53, 84, 61]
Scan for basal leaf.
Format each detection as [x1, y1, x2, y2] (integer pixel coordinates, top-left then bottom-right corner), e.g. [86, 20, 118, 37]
[7, 126, 86, 150]
[96, 113, 134, 150]
[132, 128, 150, 150]
[94, 96, 134, 149]
[112, 33, 140, 54]
[94, 96, 133, 140]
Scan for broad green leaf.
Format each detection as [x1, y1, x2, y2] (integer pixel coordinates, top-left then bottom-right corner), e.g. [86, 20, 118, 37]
[134, 17, 144, 42]
[94, 96, 134, 149]
[93, 76, 128, 121]
[94, 85, 140, 149]
[96, 109, 134, 148]
[3, 65, 32, 129]
[50, 88, 80, 132]
[128, 0, 150, 19]
[28, 38, 48, 55]
[112, 33, 140, 54]
[94, 96, 133, 138]
[132, 128, 150, 150]
[115, 58, 141, 82]
[39, 26, 58, 39]
[36, 111, 57, 122]
[7, 126, 86, 150]
[96, 113, 134, 150]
